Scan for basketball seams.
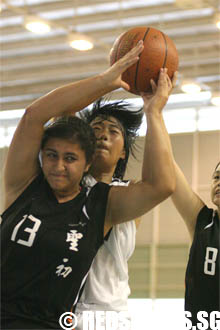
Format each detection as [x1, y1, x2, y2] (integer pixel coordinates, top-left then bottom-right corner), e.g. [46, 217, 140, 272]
[134, 27, 150, 93]
[114, 31, 131, 65]
[110, 26, 178, 95]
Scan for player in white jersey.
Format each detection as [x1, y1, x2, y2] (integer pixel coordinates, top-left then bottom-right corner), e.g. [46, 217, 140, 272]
[75, 67, 177, 330]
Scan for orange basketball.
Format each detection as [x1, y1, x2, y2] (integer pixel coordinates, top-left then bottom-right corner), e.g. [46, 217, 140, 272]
[110, 26, 179, 95]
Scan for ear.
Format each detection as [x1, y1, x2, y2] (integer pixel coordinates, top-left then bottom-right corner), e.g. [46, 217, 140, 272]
[120, 148, 126, 160]
[84, 164, 90, 173]
[84, 162, 92, 173]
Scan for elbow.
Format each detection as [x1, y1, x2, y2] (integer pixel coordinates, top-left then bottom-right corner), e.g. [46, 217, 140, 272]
[25, 104, 36, 117]
[23, 106, 35, 121]
[158, 179, 176, 200]
[24, 105, 44, 125]
[166, 183, 176, 197]
[167, 178, 176, 195]
[18, 107, 34, 126]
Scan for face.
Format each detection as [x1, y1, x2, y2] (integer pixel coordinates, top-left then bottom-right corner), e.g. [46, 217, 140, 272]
[211, 162, 220, 208]
[90, 116, 126, 173]
[41, 138, 90, 197]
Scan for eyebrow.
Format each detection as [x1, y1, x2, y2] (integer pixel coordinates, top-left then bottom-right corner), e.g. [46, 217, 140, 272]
[44, 148, 57, 152]
[91, 119, 123, 132]
[212, 170, 220, 178]
[44, 148, 77, 156]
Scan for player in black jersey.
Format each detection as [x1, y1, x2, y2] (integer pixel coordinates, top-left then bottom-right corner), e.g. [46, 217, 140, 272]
[1, 40, 176, 329]
[171, 161, 220, 327]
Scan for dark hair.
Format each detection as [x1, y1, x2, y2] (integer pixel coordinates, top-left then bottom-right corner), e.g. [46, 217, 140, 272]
[214, 161, 220, 171]
[79, 98, 143, 179]
[41, 116, 96, 164]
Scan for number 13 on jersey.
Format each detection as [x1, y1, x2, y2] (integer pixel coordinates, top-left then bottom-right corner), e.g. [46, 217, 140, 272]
[11, 214, 41, 247]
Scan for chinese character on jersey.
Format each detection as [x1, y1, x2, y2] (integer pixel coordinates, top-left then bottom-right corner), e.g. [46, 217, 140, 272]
[56, 258, 72, 278]
[66, 230, 83, 251]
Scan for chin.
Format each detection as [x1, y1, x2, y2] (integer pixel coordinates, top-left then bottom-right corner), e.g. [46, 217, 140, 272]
[48, 179, 65, 191]
[213, 197, 220, 208]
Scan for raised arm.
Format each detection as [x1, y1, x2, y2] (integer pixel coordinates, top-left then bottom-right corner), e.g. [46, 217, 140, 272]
[3, 41, 144, 210]
[171, 161, 204, 241]
[141, 69, 177, 194]
[105, 68, 176, 230]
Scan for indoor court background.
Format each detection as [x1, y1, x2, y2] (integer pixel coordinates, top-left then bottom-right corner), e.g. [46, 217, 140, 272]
[0, 0, 220, 329]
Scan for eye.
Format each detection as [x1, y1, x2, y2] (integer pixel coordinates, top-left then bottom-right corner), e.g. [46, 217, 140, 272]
[65, 155, 77, 163]
[92, 126, 101, 131]
[45, 151, 57, 159]
[110, 129, 119, 134]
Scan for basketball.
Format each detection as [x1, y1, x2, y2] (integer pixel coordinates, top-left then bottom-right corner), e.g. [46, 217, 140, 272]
[110, 26, 179, 95]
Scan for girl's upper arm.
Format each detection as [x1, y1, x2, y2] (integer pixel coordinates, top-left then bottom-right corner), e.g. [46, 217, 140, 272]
[4, 109, 43, 206]
[105, 180, 172, 230]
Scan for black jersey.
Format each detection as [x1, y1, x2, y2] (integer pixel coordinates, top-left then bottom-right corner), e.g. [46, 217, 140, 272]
[1, 172, 111, 329]
[185, 206, 220, 325]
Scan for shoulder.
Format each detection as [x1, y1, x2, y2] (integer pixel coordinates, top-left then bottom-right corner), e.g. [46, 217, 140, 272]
[197, 205, 214, 222]
[84, 182, 112, 215]
[89, 181, 112, 194]
[1, 172, 44, 224]
[110, 179, 130, 187]
[194, 205, 216, 232]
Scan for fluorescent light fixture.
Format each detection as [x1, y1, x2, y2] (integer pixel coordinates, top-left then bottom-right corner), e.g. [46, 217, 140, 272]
[181, 80, 201, 94]
[68, 33, 94, 51]
[0, 0, 4, 12]
[0, 109, 25, 120]
[0, 101, 219, 149]
[211, 96, 220, 107]
[198, 107, 220, 131]
[24, 16, 51, 34]
[211, 92, 220, 107]
[164, 108, 197, 134]
[214, 12, 220, 30]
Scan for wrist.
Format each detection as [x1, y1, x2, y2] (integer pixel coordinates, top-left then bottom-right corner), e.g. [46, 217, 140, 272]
[99, 71, 120, 91]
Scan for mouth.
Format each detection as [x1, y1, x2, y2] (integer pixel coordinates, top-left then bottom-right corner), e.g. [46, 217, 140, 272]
[50, 174, 67, 179]
[96, 144, 109, 151]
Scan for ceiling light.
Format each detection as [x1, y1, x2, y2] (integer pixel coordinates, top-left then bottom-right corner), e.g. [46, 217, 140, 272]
[181, 80, 201, 94]
[211, 92, 220, 107]
[0, 0, 4, 12]
[24, 16, 51, 34]
[68, 33, 94, 51]
[214, 11, 220, 30]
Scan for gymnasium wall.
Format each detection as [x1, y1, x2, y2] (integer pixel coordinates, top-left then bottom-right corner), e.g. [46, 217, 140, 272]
[125, 131, 220, 298]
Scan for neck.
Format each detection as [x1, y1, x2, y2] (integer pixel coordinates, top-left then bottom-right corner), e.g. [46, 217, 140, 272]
[54, 187, 80, 203]
[90, 167, 114, 184]
[217, 207, 220, 219]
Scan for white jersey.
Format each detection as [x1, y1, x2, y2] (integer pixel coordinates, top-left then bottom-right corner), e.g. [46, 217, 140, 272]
[75, 176, 136, 329]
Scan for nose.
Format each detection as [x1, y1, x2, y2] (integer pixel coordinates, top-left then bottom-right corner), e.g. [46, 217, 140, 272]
[55, 158, 66, 172]
[95, 128, 108, 141]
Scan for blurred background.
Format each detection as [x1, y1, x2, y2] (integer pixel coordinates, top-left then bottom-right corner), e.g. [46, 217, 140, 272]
[0, 0, 220, 328]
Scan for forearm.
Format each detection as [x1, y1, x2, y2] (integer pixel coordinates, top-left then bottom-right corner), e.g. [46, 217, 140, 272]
[25, 40, 144, 125]
[142, 111, 175, 193]
[26, 74, 117, 124]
